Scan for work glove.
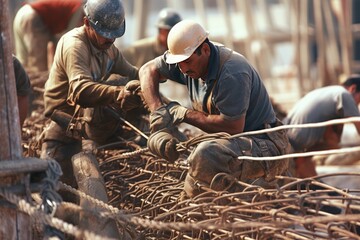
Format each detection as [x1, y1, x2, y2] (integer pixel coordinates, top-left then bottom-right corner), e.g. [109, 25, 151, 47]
[166, 101, 188, 125]
[149, 105, 172, 133]
[116, 80, 143, 112]
[147, 128, 180, 162]
[149, 102, 188, 133]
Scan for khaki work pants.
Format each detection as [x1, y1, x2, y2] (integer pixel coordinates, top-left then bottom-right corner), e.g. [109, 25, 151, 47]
[184, 121, 291, 198]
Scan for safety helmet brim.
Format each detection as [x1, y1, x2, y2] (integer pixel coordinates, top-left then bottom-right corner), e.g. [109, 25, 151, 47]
[165, 31, 209, 64]
[89, 19, 126, 39]
[165, 51, 192, 64]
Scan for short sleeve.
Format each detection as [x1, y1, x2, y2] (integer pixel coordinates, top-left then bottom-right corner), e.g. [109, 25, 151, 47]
[155, 52, 186, 85]
[338, 91, 360, 117]
[214, 72, 250, 120]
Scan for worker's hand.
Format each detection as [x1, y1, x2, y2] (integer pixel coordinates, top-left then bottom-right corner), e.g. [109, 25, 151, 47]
[116, 80, 143, 112]
[166, 102, 188, 125]
[149, 102, 188, 133]
[149, 105, 172, 133]
[147, 129, 180, 162]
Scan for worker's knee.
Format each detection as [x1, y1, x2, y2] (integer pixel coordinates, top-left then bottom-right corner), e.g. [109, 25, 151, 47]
[189, 141, 220, 166]
[188, 140, 239, 184]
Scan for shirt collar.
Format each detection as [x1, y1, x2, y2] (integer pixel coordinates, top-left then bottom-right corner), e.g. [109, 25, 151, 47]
[205, 42, 220, 84]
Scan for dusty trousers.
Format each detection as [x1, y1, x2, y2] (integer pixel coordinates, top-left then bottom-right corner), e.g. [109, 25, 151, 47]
[184, 121, 291, 198]
[40, 121, 82, 195]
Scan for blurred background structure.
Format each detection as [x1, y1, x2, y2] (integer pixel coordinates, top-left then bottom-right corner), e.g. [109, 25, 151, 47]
[9, 0, 360, 110]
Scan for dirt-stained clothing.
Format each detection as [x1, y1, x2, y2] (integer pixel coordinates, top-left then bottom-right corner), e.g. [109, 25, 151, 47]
[155, 42, 290, 197]
[13, 0, 84, 71]
[41, 26, 138, 191]
[44, 26, 138, 118]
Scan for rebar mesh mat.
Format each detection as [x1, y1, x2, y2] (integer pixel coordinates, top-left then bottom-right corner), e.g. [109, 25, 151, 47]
[96, 145, 360, 240]
[21, 72, 360, 239]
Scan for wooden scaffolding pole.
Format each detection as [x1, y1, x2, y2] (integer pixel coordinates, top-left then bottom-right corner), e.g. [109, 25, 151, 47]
[0, 0, 32, 238]
[0, 1, 22, 160]
[133, 0, 149, 41]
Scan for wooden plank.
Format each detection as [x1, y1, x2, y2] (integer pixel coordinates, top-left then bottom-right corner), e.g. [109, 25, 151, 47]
[0, 203, 31, 240]
[313, 0, 327, 87]
[0, 0, 22, 160]
[0, 158, 48, 177]
[133, 0, 149, 41]
[0, 0, 32, 238]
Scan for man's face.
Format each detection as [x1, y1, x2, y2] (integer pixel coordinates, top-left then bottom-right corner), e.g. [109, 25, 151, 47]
[85, 20, 115, 50]
[158, 28, 170, 49]
[177, 44, 210, 79]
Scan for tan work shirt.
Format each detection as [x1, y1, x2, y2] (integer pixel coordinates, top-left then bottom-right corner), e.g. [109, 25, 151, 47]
[122, 37, 166, 68]
[44, 26, 139, 117]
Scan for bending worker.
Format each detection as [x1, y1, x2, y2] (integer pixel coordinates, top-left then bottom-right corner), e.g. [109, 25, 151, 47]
[139, 20, 291, 198]
[284, 75, 360, 178]
[13, 0, 85, 71]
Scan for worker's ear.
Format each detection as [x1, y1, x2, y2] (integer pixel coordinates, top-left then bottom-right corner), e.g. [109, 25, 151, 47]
[202, 42, 211, 57]
[349, 84, 357, 94]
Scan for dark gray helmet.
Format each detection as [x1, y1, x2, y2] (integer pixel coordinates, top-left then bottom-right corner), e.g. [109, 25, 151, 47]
[156, 8, 182, 30]
[84, 0, 126, 39]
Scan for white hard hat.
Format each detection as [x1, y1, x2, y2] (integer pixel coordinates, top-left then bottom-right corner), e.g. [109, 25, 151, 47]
[166, 20, 209, 64]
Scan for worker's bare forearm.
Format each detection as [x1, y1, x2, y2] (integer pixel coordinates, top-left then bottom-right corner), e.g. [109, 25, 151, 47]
[139, 61, 164, 111]
[184, 109, 244, 134]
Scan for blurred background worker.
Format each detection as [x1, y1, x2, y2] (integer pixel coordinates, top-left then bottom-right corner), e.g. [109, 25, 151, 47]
[122, 8, 191, 108]
[284, 75, 360, 178]
[122, 8, 182, 68]
[13, 0, 85, 72]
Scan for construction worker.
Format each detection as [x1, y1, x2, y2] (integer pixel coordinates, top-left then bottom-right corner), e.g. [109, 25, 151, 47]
[13, 55, 31, 127]
[139, 20, 291, 198]
[284, 75, 360, 178]
[40, 0, 141, 236]
[13, 0, 85, 72]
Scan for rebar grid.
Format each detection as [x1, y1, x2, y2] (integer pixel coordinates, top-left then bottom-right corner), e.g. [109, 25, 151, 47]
[20, 89, 360, 239]
[97, 148, 360, 240]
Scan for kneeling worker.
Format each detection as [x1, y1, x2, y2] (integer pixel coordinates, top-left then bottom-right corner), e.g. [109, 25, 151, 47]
[139, 20, 291, 198]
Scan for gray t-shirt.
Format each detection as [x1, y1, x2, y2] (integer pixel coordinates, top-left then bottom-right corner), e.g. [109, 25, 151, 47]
[284, 85, 360, 150]
[155, 42, 275, 131]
